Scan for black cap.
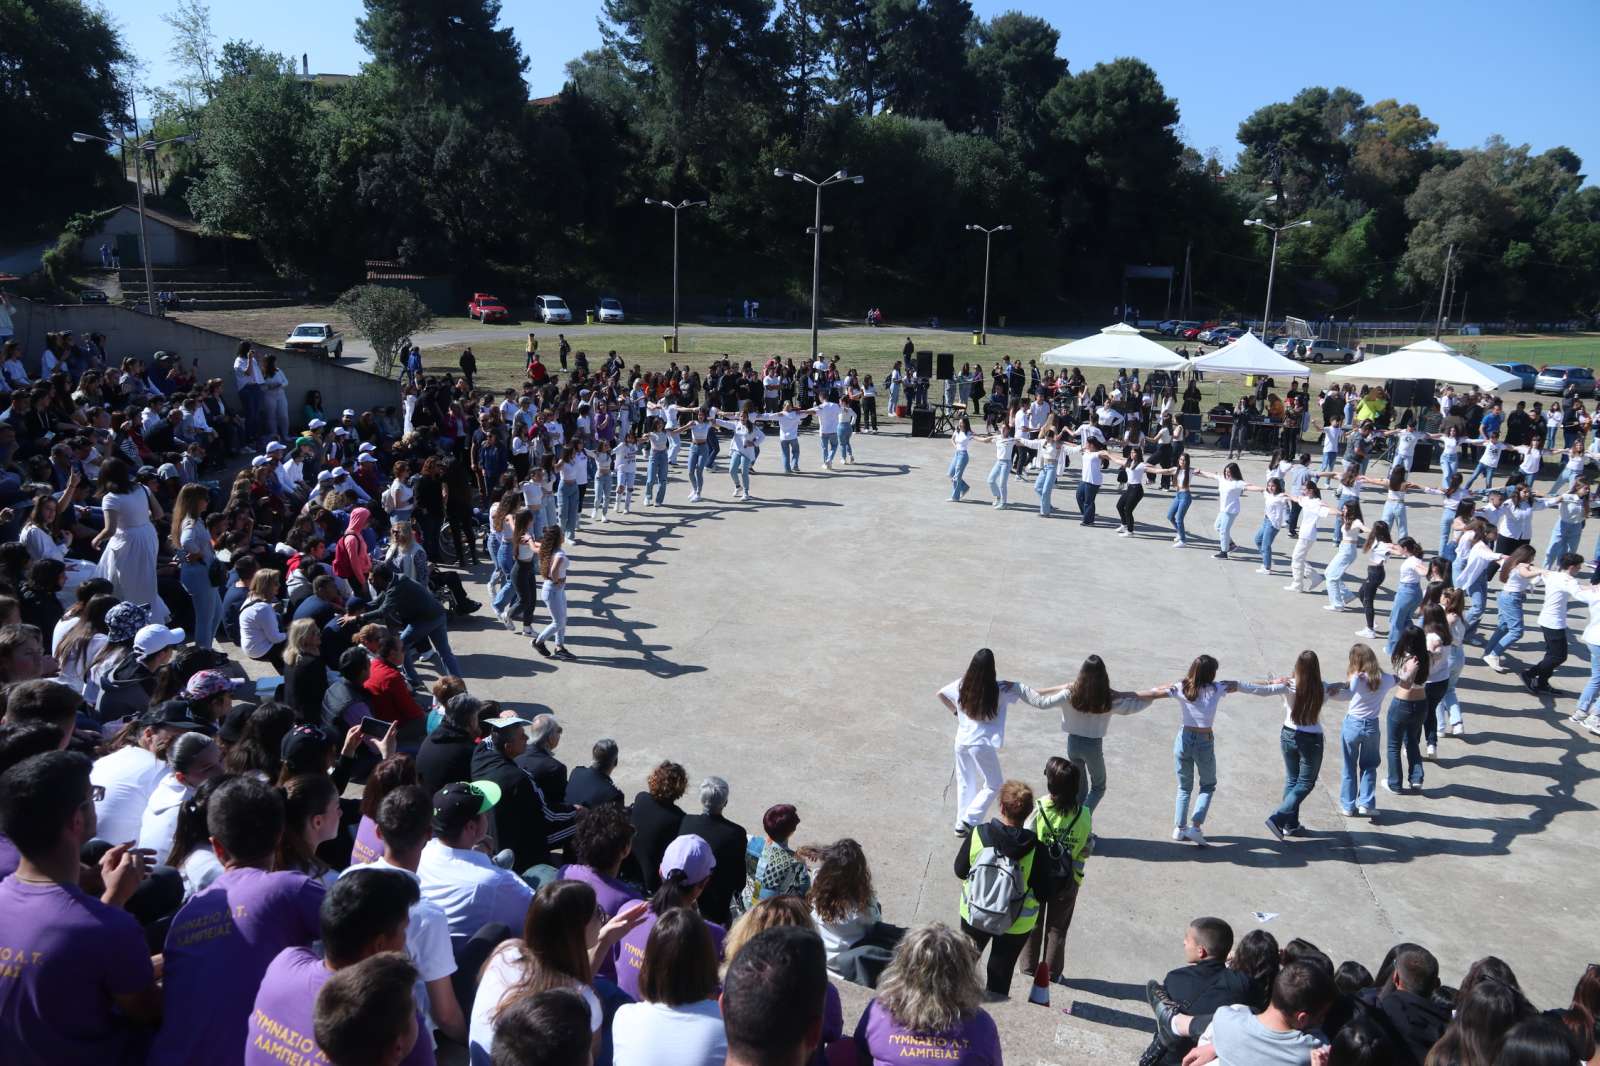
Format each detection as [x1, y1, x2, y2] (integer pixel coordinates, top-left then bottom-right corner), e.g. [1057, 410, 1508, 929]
[141, 699, 216, 735]
[279, 724, 333, 768]
[431, 781, 502, 837]
[217, 702, 253, 746]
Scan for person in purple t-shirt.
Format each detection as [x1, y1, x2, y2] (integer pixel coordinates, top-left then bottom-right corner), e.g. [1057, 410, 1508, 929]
[149, 775, 326, 1066]
[612, 834, 726, 1001]
[854, 924, 1002, 1066]
[245, 868, 433, 1065]
[0, 750, 161, 1066]
[558, 803, 643, 980]
[352, 753, 418, 868]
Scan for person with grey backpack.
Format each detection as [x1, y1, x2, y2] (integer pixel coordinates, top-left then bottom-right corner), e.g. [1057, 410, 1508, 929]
[954, 778, 1050, 997]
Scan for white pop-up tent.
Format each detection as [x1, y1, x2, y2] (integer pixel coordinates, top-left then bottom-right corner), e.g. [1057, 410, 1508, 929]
[1189, 333, 1311, 377]
[1040, 322, 1188, 371]
[1326, 338, 1520, 392]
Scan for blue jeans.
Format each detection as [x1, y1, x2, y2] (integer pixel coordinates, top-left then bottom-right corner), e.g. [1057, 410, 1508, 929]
[780, 439, 799, 472]
[1167, 490, 1192, 543]
[987, 460, 1009, 505]
[646, 451, 669, 503]
[1387, 582, 1423, 656]
[559, 483, 580, 536]
[1214, 510, 1239, 552]
[1440, 453, 1458, 484]
[1325, 541, 1358, 607]
[821, 431, 840, 465]
[1547, 422, 1560, 450]
[1173, 729, 1217, 827]
[491, 541, 519, 613]
[1067, 734, 1107, 812]
[730, 452, 752, 494]
[1385, 696, 1426, 790]
[1274, 727, 1324, 827]
[537, 582, 568, 645]
[1438, 645, 1465, 729]
[1464, 569, 1492, 641]
[1462, 461, 1495, 491]
[1076, 482, 1099, 525]
[1483, 590, 1526, 658]
[948, 451, 970, 500]
[401, 614, 462, 684]
[1320, 450, 1337, 472]
[1578, 642, 1600, 714]
[1546, 519, 1582, 568]
[1339, 715, 1381, 811]
[1034, 465, 1057, 515]
[179, 562, 223, 651]
[688, 442, 709, 494]
[838, 425, 854, 460]
[1254, 518, 1280, 569]
[593, 472, 614, 513]
[1381, 497, 1408, 538]
[667, 434, 682, 466]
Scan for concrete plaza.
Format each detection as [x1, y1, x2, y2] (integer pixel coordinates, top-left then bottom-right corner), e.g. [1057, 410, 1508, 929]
[425, 427, 1598, 1061]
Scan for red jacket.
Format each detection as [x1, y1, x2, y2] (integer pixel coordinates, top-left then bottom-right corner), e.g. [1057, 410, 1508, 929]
[363, 657, 423, 724]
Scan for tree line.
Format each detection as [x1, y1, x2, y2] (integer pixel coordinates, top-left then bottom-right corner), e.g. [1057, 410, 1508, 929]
[5, 0, 1597, 324]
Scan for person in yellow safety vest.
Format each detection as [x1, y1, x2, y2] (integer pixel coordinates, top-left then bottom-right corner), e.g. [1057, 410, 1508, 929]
[955, 779, 1049, 997]
[1021, 757, 1093, 985]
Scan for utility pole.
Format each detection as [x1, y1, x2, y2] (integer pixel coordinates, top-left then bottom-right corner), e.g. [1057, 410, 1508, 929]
[643, 197, 708, 353]
[773, 167, 864, 362]
[964, 224, 1011, 344]
[1433, 243, 1455, 340]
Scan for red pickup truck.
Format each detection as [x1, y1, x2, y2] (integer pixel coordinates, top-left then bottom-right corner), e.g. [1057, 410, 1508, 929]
[467, 293, 509, 322]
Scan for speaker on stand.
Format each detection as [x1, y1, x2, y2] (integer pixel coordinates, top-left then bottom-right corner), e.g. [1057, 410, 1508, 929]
[915, 351, 934, 380]
[936, 352, 954, 380]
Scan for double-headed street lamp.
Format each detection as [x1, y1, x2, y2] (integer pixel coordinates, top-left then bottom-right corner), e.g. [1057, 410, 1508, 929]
[72, 129, 196, 316]
[643, 197, 707, 353]
[773, 167, 864, 362]
[1243, 214, 1312, 341]
[965, 223, 1011, 344]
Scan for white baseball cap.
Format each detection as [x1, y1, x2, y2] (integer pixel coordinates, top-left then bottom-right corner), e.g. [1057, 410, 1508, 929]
[134, 624, 186, 656]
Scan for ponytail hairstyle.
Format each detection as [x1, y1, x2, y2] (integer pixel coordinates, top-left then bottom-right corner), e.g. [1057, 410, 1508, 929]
[650, 865, 704, 915]
[166, 772, 238, 867]
[274, 771, 339, 877]
[1347, 643, 1382, 693]
[1440, 586, 1466, 617]
[956, 648, 1000, 722]
[1069, 655, 1112, 715]
[1288, 650, 1325, 727]
[1398, 537, 1423, 559]
[1362, 520, 1392, 552]
[1181, 654, 1219, 702]
[1453, 499, 1475, 524]
[1444, 471, 1464, 495]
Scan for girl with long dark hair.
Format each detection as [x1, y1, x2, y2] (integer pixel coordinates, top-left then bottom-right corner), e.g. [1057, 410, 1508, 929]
[937, 648, 1056, 835]
[533, 525, 573, 661]
[1146, 655, 1252, 847]
[1246, 650, 1349, 838]
[1031, 655, 1156, 812]
[1385, 626, 1431, 794]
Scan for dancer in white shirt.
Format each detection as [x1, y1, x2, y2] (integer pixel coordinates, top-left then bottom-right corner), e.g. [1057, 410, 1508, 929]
[937, 648, 1058, 835]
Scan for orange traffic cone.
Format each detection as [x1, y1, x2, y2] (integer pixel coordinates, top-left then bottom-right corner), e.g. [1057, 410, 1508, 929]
[1028, 962, 1051, 1006]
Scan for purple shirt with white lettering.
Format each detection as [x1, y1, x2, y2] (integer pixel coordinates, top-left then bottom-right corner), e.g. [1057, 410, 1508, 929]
[0, 877, 155, 1066]
[245, 947, 433, 1066]
[150, 866, 325, 1066]
[351, 816, 383, 867]
[557, 863, 642, 980]
[611, 906, 726, 1001]
[854, 1000, 1002, 1066]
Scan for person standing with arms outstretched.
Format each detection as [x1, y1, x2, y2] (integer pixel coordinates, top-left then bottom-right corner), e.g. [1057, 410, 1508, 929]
[1240, 651, 1349, 839]
[937, 648, 1057, 836]
[1146, 655, 1259, 847]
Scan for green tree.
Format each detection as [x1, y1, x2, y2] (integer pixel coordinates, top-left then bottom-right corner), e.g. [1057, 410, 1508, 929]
[874, 0, 975, 127]
[337, 285, 434, 377]
[355, 0, 529, 117]
[162, 0, 217, 105]
[967, 12, 1068, 155]
[0, 0, 129, 238]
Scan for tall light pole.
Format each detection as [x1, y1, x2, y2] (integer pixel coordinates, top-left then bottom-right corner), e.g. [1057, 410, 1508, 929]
[643, 197, 707, 353]
[773, 167, 864, 362]
[964, 223, 1011, 344]
[1243, 215, 1311, 340]
[72, 129, 196, 317]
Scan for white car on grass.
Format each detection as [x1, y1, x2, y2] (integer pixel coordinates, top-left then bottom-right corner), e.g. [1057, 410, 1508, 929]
[535, 295, 573, 324]
[597, 297, 625, 323]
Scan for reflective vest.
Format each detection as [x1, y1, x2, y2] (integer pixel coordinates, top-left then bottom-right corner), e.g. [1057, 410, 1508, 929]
[1034, 799, 1093, 886]
[958, 825, 1040, 936]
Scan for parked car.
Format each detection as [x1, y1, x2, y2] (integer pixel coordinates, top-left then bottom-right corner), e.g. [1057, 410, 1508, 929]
[79, 289, 108, 304]
[1180, 325, 1206, 340]
[1271, 336, 1300, 354]
[1534, 365, 1596, 397]
[1492, 362, 1537, 391]
[534, 295, 573, 324]
[1198, 324, 1239, 343]
[1300, 339, 1356, 364]
[283, 322, 343, 359]
[466, 293, 509, 322]
[597, 297, 625, 323]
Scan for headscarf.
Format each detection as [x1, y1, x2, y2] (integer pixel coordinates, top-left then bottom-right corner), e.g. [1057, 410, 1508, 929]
[332, 507, 373, 587]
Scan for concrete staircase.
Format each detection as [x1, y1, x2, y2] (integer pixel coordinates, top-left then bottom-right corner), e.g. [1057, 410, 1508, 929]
[117, 267, 295, 311]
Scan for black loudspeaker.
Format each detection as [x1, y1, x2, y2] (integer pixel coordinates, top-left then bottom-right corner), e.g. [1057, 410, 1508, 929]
[1386, 379, 1415, 407]
[1414, 379, 1435, 406]
[915, 351, 933, 378]
[936, 352, 954, 380]
[911, 408, 935, 437]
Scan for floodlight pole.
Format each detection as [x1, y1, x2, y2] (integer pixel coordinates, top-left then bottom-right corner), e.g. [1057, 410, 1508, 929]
[774, 167, 864, 362]
[644, 197, 707, 353]
[965, 224, 1012, 344]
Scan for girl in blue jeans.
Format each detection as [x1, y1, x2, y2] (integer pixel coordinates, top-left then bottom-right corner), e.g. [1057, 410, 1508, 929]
[1385, 539, 1429, 658]
[1156, 453, 1193, 546]
[1571, 617, 1600, 734]
[1482, 546, 1537, 670]
[1337, 644, 1402, 815]
[1147, 655, 1256, 847]
[1323, 502, 1366, 611]
[1031, 654, 1157, 813]
[1385, 628, 1432, 794]
[947, 418, 976, 501]
[1243, 650, 1351, 838]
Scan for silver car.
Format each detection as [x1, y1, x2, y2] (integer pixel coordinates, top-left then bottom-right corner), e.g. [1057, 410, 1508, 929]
[1534, 365, 1596, 396]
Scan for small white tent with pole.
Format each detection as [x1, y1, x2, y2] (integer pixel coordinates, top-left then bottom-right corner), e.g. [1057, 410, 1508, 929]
[1189, 333, 1311, 378]
[1040, 323, 1188, 371]
[1325, 339, 1520, 392]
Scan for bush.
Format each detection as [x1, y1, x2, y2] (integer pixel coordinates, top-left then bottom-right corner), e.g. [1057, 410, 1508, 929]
[335, 285, 434, 378]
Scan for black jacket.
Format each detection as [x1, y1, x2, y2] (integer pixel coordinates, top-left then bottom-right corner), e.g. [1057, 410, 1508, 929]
[1157, 959, 1254, 1065]
[416, 722, 478, 793]
[95, 655, 157, 723]
[282, 660, 329, 725]
[629, 792, 686, 892]
[680, 811, 749, 925]
[953, 820, 1050, 901]
[322, 678, 371, 733]
[470, 742, 552, 871]
[566, 767, 624, 808]
[361, 575, 445, 627]
[1376, 986, 1451, 1066]
[515, 747, 568, 807]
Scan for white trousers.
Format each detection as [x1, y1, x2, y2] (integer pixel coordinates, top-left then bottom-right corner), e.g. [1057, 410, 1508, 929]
[1289, 537, 1316, 589]
[954, 743, 1004, 828]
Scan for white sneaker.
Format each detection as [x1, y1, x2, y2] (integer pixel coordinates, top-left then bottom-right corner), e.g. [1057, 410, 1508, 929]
[1323, 604, 1342, 611]
[1356, 805, 1371, 816]
[1171, 827, 1186, 841]
[1586, 715, 1600, 735]
[1172, 534, 1182, 544]
[1254, 567, 1272, 575]
[1181, 825, 1209, 847]
[1283, 583, 1301, 592]
[1171, 539, 1184, 548]
[1484, 653, 1502, 672]
[1118, 530, 1131, 537]
[1425, 743, 1436, 758]
[1570, 708, 1589, 723]
[1450, 723, 1463, 736]
[1356, 627, 1377, 638]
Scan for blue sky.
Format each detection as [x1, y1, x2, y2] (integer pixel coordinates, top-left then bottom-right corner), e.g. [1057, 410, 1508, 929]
[114, 0, 1600, 175]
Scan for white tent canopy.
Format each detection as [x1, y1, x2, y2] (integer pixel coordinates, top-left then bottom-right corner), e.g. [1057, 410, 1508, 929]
[1189, 333, 1310, 377]
[1326, 339, 1520, 392]
[1040, 322, 1187, 371]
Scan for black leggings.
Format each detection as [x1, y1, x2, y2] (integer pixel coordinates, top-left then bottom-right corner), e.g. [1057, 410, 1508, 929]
[1528, 627, 1569, 686]
[863, 397, 878, 430]
[1116, 485, 1144, 532]
[514, 559, 539, 627]
[1423, 678, 1448, 746]
[1358, 565, 1386, 628]
[961, 918, 1029, 996]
